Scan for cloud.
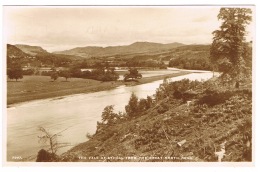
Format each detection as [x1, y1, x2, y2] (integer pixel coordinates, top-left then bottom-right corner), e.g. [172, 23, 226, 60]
[192, 16, 211, 22]
[4, 6, 253, 52]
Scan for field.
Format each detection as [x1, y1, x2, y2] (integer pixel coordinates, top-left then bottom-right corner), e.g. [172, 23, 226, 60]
[7, 71, 190, 105]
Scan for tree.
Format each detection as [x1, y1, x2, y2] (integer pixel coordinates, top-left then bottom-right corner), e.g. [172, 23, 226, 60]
[138, 98, 147, 112]
[101, 67, 119, 81]
[59, 70, 71, 81]
[210, 8, 252, 86]
[51, 70, 59, 81]
[96, 105, 123, 133]
[101, 105, 119, 125]
[159, 61, 167, 69]
[125, 92, 139, 117]
[22, 68, 35, 75]
[7, 63, 23, 81]
[155, 77, 170, 101]
[37, 127, 70, 156]
[146, 96, 153, 109]
[124, 68, 142, 81]
[70, 68, 82, 78]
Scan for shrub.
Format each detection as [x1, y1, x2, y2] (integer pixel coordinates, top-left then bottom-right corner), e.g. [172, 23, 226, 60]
[157, 102, 169, 114]
[198, 89, 234, 106]
[96, 127, 117, 142]
[22, 69, 35, 75]
[36, 149, 57, 162]
[86, 132, 93, 140]
[41, 71, 52, 76]
[155, 79, 201, 101]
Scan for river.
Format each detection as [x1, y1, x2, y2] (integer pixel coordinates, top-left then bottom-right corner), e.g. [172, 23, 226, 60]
[6, 71, 215, 161]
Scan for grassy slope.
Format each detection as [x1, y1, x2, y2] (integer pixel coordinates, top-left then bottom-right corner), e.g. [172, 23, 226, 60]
[61, 78, 252, 162]
[7, 71, 190, 105]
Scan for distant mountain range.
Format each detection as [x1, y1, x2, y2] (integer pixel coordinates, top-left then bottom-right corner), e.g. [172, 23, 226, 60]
[6, 41, 251, 71]
[7, 42, 216, 69]
[53, 42, 185, 58]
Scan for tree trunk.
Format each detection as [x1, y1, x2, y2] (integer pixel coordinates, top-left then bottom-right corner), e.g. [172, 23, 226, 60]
[50, 138, 54, 154]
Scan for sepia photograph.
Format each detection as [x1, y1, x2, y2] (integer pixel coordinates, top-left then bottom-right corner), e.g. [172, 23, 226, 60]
[2, 5, 254, 165]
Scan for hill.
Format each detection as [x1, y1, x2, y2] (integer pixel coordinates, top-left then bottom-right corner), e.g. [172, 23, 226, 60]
[7, 44, 30, 59]
[53, 42, 185, 58]
[168, 45, 212, 70]
[15, 44, 48, 56]
[8, 43, 213, 70]
[120, 44, 211, 69]
[167, 43, 252, 71]
[7, 44, 83, 68]
[59, 77, 252, 162]
[7, 44, 34, 68]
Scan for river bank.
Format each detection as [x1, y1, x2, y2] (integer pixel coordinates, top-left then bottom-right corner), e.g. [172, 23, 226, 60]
[60, 77, 252, 162]
[7, 71, 190, 105]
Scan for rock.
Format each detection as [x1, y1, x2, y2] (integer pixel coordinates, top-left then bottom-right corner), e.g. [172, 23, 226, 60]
[163, 116, 171, 121]
[187, 101, 192, 106]
[214, 141, 227, 162]
[120, 133, 137, 142]
[177, 139, 187, 147]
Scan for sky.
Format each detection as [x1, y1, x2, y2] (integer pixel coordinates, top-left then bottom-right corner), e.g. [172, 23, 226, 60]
[3, 6, 254, 52]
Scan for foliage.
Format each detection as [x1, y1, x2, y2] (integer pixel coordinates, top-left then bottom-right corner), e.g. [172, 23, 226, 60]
[40, 71, 51, 76]
[22, 68, 35, 75]
[70, 67, 82, 78]
[210, 8, 252, 84]
[124, 68, 142, 81]
[155, 78, 201, 101]
[96, 105, 126, 134]
[126, 56, 167, 68]
[157, 102, 169, 114]
[36, 149, 58, 162]
[103, 67, 120, 81]
[62, 76, 252, 162]
[138, 98, 148, 112]
[35, 52, 72, 67]
[134, 121, 164, 150]
[169, 53, 212, 70]
[125, 93, 154, 118]
[7, 63, 23, 81]
[101, 105, 119, 125]
[146, 96, 153, 109]
[198, 89, 234, 106]
[69, 66, 119, 82]
[59, 70, 71, 81]
[155, 77, 170, 101]
[125, 93, 139, 117]
[50, 70, 59, 81]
